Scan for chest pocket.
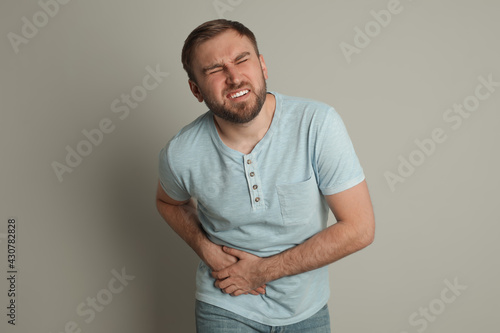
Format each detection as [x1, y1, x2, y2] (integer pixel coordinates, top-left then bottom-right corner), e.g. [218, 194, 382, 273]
[275, 175, 321, 225]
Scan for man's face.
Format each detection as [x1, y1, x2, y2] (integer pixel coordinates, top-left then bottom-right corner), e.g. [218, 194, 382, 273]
[189, 30, 269, 124]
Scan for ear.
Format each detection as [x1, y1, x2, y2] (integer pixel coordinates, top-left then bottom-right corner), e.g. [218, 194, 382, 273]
[259, 54, 269, 80]
[188, 79, 204, 103]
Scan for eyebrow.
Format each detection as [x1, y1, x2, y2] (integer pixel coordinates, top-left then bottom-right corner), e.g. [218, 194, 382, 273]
[202, 51, 251, 74]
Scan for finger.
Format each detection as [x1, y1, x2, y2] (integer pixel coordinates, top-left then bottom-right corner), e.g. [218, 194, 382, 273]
[223, 285, 239, 295]
[217, 278, 234, 290]
[212, 269, 230, 280]
[255, 286, 266, 295]
[231, 289, 246, 297]
[222, 246, 246, 259]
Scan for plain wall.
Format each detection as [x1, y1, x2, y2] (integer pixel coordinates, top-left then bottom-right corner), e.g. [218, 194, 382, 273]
[1, 0, 499, 332]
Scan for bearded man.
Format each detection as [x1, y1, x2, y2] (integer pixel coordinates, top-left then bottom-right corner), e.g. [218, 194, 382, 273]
[156, 19, 375, 333]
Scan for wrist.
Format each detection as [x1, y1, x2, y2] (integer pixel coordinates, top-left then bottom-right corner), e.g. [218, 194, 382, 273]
[262, 254, 286, 282]
[192, 233, 214, 261]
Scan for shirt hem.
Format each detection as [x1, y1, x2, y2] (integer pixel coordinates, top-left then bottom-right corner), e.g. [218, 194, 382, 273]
[195, 292, 330, 327]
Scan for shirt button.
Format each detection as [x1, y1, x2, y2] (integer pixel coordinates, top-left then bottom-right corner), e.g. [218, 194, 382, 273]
[247, 160, 252, 164]
[255, 197, 260, 202]
[253, 185, 258, 190]
[249, 172, 255, 177]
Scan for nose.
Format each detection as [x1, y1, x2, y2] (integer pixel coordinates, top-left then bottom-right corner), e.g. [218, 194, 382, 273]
[225, 64, 242, 86]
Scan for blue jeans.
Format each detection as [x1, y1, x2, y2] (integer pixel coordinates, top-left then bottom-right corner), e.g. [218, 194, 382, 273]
[195, 300, 331, 333]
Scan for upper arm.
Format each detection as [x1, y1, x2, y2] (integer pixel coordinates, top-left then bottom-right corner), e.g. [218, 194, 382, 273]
[158, 145, 191, 202]
[156, 180, 190, 206]
[324, 180, 375, 241]
[315, 109, 365, 196]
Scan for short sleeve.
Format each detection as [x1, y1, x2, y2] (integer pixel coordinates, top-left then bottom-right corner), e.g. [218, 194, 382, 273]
[315, 109, 365, 195]
[158, 144, 191, 202]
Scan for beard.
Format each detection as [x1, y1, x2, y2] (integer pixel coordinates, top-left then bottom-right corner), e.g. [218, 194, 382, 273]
[201, 77, 267, 124]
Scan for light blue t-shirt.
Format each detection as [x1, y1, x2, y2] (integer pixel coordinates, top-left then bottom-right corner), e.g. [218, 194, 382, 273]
[158, 92, 365, 326]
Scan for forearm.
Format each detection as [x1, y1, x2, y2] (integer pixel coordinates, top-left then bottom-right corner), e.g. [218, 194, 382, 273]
[156, 198, 213, 262]
[213, 218, 374, 296]
[265, 219, 374, 281]
[157, 195, 267, 295]
[266, 181, 375, 281]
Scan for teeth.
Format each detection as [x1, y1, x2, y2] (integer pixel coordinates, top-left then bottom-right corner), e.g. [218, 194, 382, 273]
[230, 90, 249, 99]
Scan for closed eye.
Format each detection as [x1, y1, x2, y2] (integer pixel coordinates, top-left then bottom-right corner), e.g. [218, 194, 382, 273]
[209, 68, 223, 74]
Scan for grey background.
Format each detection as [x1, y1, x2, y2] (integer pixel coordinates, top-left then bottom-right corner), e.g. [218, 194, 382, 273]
[1, 0, 498, 332]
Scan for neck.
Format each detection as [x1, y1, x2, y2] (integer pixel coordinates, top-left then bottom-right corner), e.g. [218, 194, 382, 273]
[214, 93, 276, 155]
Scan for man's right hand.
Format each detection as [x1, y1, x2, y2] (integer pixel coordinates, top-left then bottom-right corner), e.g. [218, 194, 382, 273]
[201, 241, 238, 272]
[201, 241, 266, 296]
[156, 182, 265, 296]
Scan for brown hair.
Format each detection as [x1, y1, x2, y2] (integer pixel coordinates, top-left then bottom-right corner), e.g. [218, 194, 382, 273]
[181, 19, 260, 82]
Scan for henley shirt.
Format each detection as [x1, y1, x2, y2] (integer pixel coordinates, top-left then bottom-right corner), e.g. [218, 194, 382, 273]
[158, 92, 365, 326]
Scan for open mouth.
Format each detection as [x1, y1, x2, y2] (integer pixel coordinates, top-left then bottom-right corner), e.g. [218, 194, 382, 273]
[228, 89, 250, 99]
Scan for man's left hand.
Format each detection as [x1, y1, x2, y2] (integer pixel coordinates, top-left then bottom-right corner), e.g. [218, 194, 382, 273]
[212, 246, 271, 296]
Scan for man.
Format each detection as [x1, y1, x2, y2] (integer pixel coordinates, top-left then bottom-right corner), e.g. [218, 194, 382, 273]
[156, 19, 375, 332]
